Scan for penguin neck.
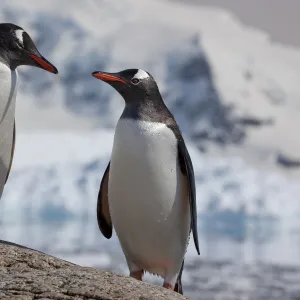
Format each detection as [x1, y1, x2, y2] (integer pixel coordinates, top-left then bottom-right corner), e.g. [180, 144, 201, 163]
[121, 96, 176, 125]
[0, 61, 18, 126]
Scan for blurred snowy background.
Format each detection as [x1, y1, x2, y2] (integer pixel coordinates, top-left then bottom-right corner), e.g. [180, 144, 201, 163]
[1, 0, 300, 299]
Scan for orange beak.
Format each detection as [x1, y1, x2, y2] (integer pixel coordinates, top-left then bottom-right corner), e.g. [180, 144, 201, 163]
[28, 54, 58, 74]
[92, 71, 126, 84]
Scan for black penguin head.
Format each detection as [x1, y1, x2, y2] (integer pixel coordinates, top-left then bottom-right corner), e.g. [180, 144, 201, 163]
[0, 23, 58, 73]
[92, 68, 161, 103]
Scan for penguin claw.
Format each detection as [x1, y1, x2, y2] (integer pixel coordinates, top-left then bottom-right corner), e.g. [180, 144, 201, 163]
[130, 270, 143, 281]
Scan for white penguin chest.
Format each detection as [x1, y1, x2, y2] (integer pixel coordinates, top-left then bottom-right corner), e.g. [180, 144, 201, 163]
[108, 118, 190, 275]
[109, 118, 178, 215]
[0, 63, 18, 194]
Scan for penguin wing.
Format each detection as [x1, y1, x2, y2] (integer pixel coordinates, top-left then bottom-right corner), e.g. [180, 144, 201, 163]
[178, 138, 200, 255]
[5, 120, 16, 184]
[97, 161, 113, 239]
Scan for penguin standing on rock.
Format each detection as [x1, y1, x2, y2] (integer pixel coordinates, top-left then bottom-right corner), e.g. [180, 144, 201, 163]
[0, 23, 58, 199]
[92, 68, 200, 294]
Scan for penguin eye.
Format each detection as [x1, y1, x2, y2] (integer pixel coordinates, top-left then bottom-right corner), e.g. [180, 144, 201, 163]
[131, 78, 140, 85]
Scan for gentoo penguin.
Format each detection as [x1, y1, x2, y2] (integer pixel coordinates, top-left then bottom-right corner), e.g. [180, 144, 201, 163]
[0, 23, 58, 198]
[92, 68, 200, 294]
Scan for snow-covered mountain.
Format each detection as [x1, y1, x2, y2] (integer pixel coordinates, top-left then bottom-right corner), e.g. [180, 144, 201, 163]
[0, 0, 269, 141]
[1, 0, 299, 159]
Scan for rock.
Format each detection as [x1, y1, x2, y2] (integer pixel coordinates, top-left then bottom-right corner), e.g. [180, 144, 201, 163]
[0, 241, 186, 300]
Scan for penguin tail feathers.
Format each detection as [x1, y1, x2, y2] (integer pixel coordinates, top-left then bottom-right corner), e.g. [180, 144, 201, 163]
[174, 277, 183, 294]
[174, 260, 184, 295]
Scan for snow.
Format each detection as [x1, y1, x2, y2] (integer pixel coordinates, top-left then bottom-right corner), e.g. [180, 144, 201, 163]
[12, 130, 114, 169]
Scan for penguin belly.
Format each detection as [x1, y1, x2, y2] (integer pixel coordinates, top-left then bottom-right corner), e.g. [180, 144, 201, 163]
[0, 65, 18, 198]
[108, 119, 190, 278]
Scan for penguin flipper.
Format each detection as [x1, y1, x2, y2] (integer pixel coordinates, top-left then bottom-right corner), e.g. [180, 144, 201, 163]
[178, 139, 200, 255]
[5, 120, 16, 184]
[97, 161, 113, 239]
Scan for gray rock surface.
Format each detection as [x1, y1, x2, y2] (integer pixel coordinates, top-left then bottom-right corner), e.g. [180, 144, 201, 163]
[0, 242, 186, 300]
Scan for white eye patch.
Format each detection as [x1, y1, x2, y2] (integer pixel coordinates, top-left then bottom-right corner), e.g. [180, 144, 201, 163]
[14, 29, 24, 47]
[133, 69, 149, 80]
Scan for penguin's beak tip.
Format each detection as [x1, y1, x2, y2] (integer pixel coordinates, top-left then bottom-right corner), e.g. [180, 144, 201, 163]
[28, 53, 58, 74]
[92, 71, 103, 80]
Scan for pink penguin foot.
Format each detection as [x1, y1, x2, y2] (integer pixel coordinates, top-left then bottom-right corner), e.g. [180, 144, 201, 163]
[163, 282, 174, 291]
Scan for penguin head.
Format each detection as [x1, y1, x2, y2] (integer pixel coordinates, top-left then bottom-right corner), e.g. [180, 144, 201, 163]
[0, 23, 58, 73]
[92, 68, 161, 103]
